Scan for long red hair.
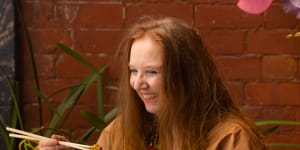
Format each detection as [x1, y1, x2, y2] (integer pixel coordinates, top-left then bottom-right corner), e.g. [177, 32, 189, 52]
[114, 16, 266, 150]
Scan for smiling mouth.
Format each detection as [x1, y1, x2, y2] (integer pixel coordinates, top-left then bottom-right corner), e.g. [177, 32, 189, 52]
[141, 94, 158, 103]
[143, 94, 157, 99]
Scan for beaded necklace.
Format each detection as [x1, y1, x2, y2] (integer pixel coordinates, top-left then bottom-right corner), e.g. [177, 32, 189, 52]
[146, 121, 159, 150]
[147, 132, 159, 150]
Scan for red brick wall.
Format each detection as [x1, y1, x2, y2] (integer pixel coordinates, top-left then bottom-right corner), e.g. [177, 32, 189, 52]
[19, 0, 300, 147]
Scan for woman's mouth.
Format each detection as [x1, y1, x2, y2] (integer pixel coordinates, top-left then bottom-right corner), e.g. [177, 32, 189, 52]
[141, 94, 158, 103]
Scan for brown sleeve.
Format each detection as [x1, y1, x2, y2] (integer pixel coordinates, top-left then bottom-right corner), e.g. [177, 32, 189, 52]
[96, 123, 113, 150]
[207, 121, 251, 150]
[96, 119, 122, 150]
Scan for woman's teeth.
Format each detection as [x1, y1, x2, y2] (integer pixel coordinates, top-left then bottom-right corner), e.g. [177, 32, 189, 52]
[143, 94, 156, 99]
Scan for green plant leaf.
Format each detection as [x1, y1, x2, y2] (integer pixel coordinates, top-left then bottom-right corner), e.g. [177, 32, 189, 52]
[10, 81, 20, 129]
[57, 43, 97, 72]
[58, 68, 105, 125]
[0, 67, 21, 149]
[7, 81, 23, 129]
[105, 85, 119, 91]
[269, 143, 300, 148]
[0, 71, 23, 131]
[45, 43, 108, 138]
[79, 108, 118, 142]
[0, 122, 12, 150]
[31, 86, 60, 117]
[104, 107, 118, 123]
[256, 120, 300, 126]
[45, 68, 104, 136]
[16, 4, 43, 129]
[97, 76, 104, 120]
[261, 125, 278, 136]
[78, 127, 96, 143]
[44, 82, 84, 137]
[46, 84, 78, 100]
[80, 111, 107, 131]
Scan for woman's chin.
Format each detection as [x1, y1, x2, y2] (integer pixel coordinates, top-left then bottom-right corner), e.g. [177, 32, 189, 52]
[145, 105, 159, 115]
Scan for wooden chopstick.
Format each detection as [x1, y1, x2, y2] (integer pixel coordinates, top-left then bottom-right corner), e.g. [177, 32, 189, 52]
[6, 127, 48, 141]
[6, 127, 93, 150]
[9, 133, 39, 141]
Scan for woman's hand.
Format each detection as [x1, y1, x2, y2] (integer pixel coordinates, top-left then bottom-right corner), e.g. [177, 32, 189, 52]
[38, 134, 71, 150]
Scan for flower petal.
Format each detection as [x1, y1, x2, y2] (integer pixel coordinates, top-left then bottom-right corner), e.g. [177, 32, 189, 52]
[237, 0, 273, 14]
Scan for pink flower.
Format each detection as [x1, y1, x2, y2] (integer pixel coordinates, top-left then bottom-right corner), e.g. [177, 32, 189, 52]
[237, 0, 273, 14]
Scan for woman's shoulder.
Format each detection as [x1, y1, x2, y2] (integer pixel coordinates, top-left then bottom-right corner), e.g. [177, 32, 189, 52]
[102, 118, 120, 133]
[208, 116, 247, 141]
[96, 118, 122, 149]
[207, 115, 260, 150]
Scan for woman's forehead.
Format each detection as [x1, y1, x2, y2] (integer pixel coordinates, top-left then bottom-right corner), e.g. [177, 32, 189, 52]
[129, 35, 164, 67]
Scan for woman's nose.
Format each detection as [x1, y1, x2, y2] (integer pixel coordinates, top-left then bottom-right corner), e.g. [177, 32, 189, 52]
[133, 74, 148, 90]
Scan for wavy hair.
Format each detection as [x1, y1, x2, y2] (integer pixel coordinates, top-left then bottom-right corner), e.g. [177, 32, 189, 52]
[114, 16, 266, 150]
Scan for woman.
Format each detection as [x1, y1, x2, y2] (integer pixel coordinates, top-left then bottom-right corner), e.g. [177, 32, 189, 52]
[39, 16, 267, 150]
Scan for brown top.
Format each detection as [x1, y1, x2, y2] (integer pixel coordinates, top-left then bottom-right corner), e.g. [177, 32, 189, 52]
[97, 118, 253, 150]
[207, 119, 251, 150]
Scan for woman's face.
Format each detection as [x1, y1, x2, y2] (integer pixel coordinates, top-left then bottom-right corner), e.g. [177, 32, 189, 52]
[129, 34, 163, 114]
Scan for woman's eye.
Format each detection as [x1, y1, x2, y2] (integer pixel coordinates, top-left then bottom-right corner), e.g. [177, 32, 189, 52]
[146, 70, 158, 74]
[129, 69, 138, 74]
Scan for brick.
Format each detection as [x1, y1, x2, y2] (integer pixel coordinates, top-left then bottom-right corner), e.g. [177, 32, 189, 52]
[104, 59, 123, 80]
[21, 1, 57, 28]
[23, 104, 52, 130]
[22, 80, 40, 104]
[273, 83, 300, 105]
[240, 106, 262, 120]
[31, 79, 115, 123]
[124, 0, 172, 2]
[247, 31, 300, 54]
[22, 54, 55, 80]
[74, 30, 124, 55]
[224, 81, 244, 105]
[76, 83, 102, 106]
[35, 54, 55, 79]
[297, 59, 300, 79]
[24, 29, 72, 54]
[200, 31, 244, 55]
[265, 134, 300, 148]
[21, 79, 78, 105]
[56, 53, 111, 78]
[78, 84, 117, 106]
[296, 109, 300, 121]
[265, 5, 298, 29]
[125, 3, 193, 26]
[68, 128, 100, 144]
[262, 56, 296, 80]
[63, 105, 96, 129]
[74, 4, 123, 28]
[246, 82, 300, 105]
[245, 83, 272, 105]
[295, 109, 300, 131]
[260, 106, 295, 121]
[259, 107, 297, 138]
[195, 5, 263, 29]
[55, 4, 80, 26]
[193, 0, 235, 4]
[215, 56, 261, 80]
[38, 79, 76, 104]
